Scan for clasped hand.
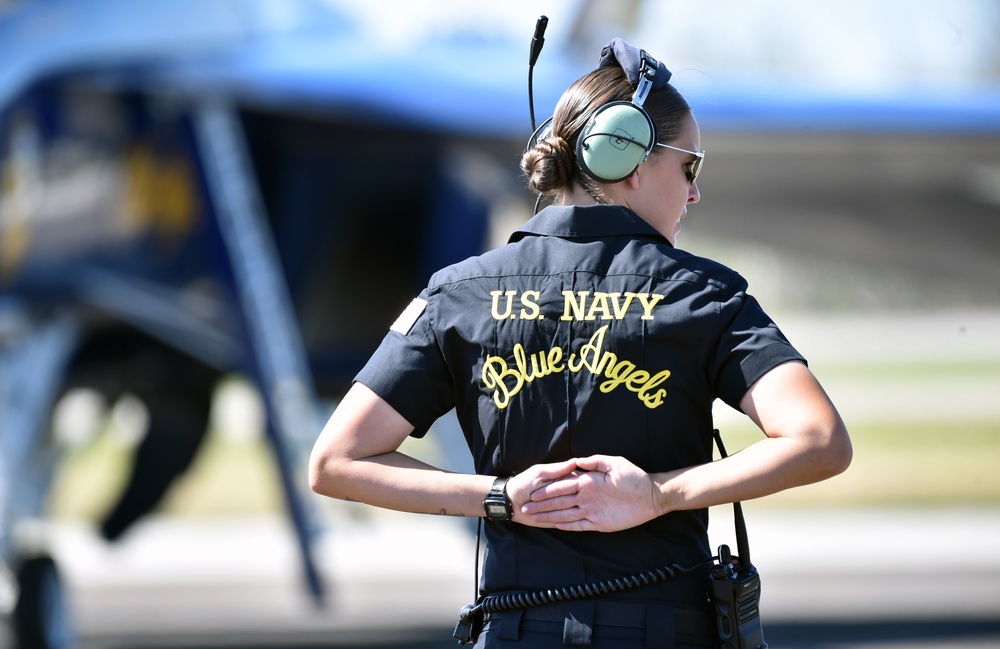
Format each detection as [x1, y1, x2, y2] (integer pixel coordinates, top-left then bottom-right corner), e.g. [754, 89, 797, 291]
[506, 455, 663, 532]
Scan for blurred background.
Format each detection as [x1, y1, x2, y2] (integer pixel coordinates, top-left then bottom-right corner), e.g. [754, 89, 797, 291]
[1, 0, 998, 648]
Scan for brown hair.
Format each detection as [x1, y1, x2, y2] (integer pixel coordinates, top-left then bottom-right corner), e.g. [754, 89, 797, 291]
[521, 65, 691, 196]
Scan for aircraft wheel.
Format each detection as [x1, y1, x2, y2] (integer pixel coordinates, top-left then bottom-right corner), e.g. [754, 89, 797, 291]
[13, 556, 74, 649]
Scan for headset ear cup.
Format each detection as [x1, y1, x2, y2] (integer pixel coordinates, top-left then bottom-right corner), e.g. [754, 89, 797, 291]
[576, 102, 655, 183]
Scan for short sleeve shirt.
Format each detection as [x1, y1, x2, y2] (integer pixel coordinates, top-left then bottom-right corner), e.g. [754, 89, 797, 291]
[356, 204, 804, 606]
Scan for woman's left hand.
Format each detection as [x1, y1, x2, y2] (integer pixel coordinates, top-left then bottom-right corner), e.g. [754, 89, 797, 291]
[519, 455, 660, 532]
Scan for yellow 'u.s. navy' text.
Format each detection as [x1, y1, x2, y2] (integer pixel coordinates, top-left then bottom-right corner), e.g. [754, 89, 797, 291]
[490, 290, 665, 321]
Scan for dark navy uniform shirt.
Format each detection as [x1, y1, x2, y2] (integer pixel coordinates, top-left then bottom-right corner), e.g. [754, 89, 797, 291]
[356, 204, 804, 607]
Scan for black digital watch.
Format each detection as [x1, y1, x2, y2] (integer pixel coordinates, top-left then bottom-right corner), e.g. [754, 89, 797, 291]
[483, 476, 513, 522]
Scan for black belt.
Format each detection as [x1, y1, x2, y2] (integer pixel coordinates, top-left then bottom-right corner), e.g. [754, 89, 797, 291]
[486, 599, 714, 647]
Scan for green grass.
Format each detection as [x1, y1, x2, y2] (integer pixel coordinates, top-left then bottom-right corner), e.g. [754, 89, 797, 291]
[48, 426, 285, 521]
[818, 359, 1000, 381]
[716, 420, 1000, 508]
[48, 431, 132, 521]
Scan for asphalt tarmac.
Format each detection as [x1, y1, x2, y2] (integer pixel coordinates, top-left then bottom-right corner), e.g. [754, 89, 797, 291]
[9, 505, 997, 649]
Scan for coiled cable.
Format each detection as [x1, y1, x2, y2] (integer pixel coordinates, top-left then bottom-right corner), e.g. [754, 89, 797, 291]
[455, 556, 718, 643]
[480, 559, 710, 615]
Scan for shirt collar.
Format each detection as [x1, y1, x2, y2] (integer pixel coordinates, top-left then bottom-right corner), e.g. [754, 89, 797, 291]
[508, 204, 672, 246]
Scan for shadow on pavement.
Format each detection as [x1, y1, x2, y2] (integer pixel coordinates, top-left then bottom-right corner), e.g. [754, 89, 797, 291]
[765, 617, 1000, 648]
[74, 617, 1000, 649]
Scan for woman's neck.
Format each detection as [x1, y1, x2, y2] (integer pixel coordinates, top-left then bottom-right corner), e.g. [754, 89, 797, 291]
[558, 184, 604, 206]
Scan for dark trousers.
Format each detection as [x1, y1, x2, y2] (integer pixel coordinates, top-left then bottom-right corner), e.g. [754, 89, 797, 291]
[473, 599, 715, 648]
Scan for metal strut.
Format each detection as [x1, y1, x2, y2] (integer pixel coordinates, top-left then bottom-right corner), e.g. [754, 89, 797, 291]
[193, 101, 326, 604]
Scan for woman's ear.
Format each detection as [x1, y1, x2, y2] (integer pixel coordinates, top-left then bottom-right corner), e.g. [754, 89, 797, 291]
[625, 166, 642, 190]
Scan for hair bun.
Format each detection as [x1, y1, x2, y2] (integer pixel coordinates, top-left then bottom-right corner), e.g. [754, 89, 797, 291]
[521, 135, 574, 194]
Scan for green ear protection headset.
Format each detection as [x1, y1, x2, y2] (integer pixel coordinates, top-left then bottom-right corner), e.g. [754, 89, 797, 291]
[576, 50, 660, 183]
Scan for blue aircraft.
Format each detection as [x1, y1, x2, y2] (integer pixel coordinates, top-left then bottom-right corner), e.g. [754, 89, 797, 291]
[0, 1, 583, 646]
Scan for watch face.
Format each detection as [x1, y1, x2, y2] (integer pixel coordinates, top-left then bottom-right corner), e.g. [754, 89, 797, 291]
[485, 501, 510, 520]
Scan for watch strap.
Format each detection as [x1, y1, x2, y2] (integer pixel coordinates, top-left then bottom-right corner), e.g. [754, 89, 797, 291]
[488, 476, 510, 499]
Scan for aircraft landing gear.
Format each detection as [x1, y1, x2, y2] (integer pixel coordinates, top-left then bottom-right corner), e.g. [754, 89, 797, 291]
[13, 555, 74, 649]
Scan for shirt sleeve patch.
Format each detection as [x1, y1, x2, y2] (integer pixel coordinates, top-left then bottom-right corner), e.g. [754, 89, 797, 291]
[389, 298, 428, 335]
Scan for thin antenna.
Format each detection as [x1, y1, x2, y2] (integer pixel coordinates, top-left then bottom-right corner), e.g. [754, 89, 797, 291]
[528, 15, 548, 132]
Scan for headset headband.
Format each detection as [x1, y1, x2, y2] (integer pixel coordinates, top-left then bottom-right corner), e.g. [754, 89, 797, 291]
[597, 38, 672, 91]
[631, 51, 657, 108]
